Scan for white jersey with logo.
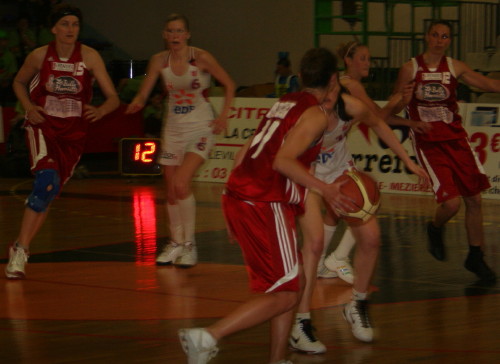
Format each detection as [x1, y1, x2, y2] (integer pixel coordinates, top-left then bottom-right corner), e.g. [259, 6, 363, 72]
[314, 114, 354, 184]
[160, 47, 215, 130]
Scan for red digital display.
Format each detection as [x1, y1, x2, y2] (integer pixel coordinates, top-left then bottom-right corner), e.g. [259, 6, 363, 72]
[120, 138, 162, 175]
[134, 141, 157, 163]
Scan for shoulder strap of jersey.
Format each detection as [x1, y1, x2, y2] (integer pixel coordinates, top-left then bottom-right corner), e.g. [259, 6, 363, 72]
[68, 41, 82, 62]
[189, 46, 196, 65]
[445, 57, 456, 78]
[335, 87, 353, 121]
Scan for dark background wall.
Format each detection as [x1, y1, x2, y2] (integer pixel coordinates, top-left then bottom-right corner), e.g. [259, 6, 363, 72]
[70, 0, 315, 88]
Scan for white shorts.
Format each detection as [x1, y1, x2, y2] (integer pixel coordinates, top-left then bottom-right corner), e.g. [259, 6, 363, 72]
[158, 121, 215, 166]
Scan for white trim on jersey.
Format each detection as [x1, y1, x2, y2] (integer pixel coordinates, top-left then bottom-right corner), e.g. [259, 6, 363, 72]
[466, 138, 487, 174]
[266, 202, 298, 293]
[415, 147, 440, 195]
[266, 263, 299, 293]
[411, 57, 418, 80]
[29, 72, 40, 94]
[446, 57, 456, 78]
[25, 125, 48, 168]
[286, 179, 301, 205]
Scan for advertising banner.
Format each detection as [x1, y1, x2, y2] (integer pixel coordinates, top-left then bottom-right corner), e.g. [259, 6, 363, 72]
[197, 98, 499, 200]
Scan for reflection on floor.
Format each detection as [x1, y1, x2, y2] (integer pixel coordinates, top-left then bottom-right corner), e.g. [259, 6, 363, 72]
[0, 177, 499, 363]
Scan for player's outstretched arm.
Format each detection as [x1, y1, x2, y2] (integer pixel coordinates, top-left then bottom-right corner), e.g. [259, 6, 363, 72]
[345, 94, 430, 185]
[125, 52, 165, 114]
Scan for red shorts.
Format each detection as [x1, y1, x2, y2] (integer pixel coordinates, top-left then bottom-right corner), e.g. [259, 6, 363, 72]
[414, 138, 490, 203]
[25, 125, 85, 186]
[222, 192, 301, 293]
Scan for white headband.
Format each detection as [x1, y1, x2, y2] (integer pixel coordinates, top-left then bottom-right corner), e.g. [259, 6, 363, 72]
[345, 42, 358, 58]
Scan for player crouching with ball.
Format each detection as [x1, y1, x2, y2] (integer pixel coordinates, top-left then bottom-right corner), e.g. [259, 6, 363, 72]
[290, 85, 430, 352]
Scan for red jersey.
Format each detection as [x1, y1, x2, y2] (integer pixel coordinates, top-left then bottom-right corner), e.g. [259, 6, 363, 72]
[407, 54, 467, 142]
[29, 41, 93, 138]
[226, 92, 322, 214]
[26, 41, 93, 184]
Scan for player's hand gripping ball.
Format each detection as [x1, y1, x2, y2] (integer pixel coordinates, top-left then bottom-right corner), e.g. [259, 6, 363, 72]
[334, 170, 381, 225]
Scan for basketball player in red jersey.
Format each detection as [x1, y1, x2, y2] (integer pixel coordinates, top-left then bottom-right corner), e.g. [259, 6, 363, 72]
[5, 3, 119, 279]
[393, 20, 500, 281]
[178, 48, 355, 364]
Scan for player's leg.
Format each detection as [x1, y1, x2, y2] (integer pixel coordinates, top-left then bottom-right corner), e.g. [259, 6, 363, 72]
[209, 290, 299, 343]
[156, 165, 185, 265]
[463, 193, 496, 281]
[464, 193, 483, 247]
[290, 191, 327, 354]
[432, 196, 461, 228]
[179, 196, 301, 363]
[415, 142, 460, 261]
[427, 196, 461, 261]
[270, 295, 300, 363]
[343, 217, 380, 343]
[18, 208, 48, 249]
[179, 289, 299, 364]
[6, 169, 60, 279]
[5, 209, 48, 280]
[316, 221, 339, 278]
[171, 152, 206, 267]
[323, 210, 355, 284]
[172, 125, 215, 267]
[297, 191, 324, 313]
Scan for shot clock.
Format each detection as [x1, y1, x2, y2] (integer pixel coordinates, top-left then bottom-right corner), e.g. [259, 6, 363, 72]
[119, 138, 162, 175]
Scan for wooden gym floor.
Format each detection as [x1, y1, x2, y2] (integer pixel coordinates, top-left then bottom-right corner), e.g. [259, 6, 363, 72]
[0, 175, 499, 363]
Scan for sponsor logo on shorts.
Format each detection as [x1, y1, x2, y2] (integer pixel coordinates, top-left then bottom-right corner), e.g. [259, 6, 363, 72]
[161, 152, 178, 160]
[197, 137, 207, 151]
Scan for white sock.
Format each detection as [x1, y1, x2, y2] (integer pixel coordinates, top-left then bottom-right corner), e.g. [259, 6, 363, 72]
[200, 328, 217, 347]
[323, 224, 337, 256]
[178, 193, 196, 244]
[296, 312, 310, 322]
[167, 203, 184, 244]
[15, 241, 28, 251]
[334, 227, 356, 260]
[352, 288, 367, 301]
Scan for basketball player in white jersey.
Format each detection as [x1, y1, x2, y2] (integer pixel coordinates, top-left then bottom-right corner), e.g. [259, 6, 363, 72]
[290, 78, 429, 352]
[126, 14, 235, 268]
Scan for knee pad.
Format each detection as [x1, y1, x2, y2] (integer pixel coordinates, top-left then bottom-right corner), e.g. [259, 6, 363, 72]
[26, 169, 60, 212]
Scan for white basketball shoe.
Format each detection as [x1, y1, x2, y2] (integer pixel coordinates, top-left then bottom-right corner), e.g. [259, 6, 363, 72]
[324, 252, 354, 284]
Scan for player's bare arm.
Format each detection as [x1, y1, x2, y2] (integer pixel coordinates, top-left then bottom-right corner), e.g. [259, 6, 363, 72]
[345, 94, 429, 185]
[82, 46, 119, 122]
[195, 48, 235, 134]
[12, 46, 47, 124]
[125, 52, 166, 114]
[454, 59, 500, 93]
[273, 106, 354, 211]
[273, 106, 328, 187]
[388, 61, 432, 134]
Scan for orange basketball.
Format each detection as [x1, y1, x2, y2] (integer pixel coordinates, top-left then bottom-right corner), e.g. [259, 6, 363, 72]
[333, 170, 381, 225]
